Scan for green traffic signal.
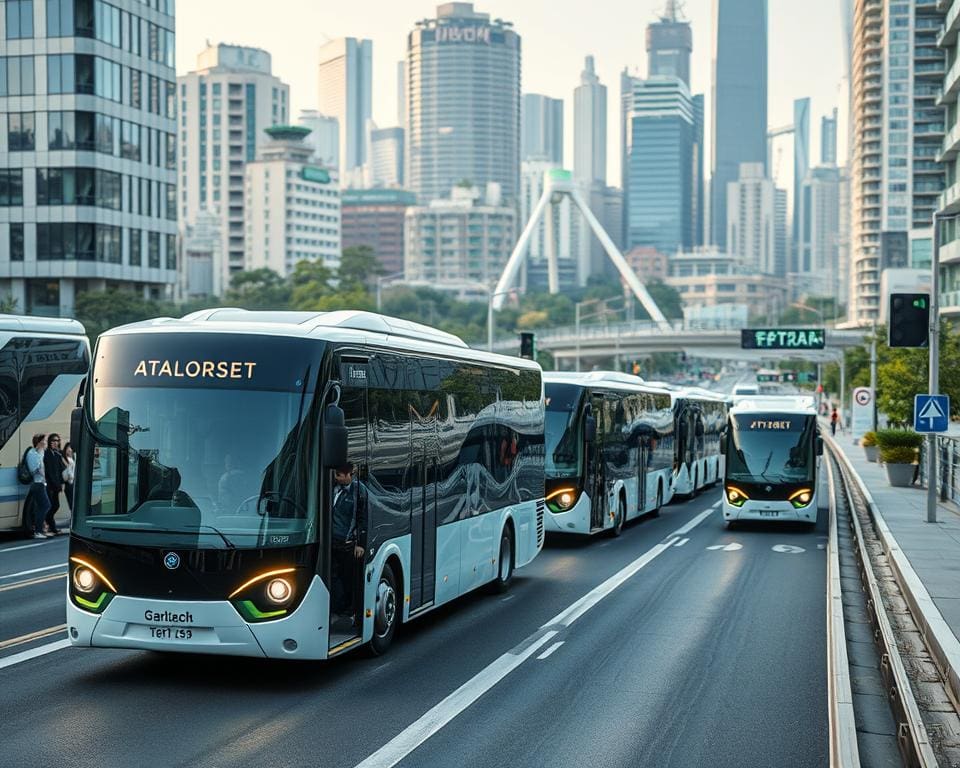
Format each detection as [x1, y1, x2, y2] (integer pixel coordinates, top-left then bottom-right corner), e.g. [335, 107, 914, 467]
[913, 298, 927, 310]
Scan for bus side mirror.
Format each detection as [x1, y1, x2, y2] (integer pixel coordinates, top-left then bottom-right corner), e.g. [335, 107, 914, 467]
[584, 415, 597, 443]
[322, 404, 349, 468]
[816, 437, 824, 456]
[70, 407, 84, 454]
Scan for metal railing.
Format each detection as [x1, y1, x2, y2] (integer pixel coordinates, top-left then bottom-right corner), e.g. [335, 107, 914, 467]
[918, 435, 960, 504]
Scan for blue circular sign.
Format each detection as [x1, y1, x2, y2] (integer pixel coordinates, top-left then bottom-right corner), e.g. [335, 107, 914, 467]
[163, 552, 181, 570]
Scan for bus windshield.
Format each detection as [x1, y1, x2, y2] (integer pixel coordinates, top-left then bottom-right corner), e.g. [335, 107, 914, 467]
[726, 413, 817, 484]
[544, 384, 583, 479]
[74, 386, 317, 550]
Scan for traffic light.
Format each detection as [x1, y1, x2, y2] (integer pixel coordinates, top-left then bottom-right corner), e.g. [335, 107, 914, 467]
[519, 332, 536, 360]
[888, 293, 929, 348]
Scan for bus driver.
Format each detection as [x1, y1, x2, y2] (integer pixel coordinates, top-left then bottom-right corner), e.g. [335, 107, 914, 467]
[331, 463, 367, 628]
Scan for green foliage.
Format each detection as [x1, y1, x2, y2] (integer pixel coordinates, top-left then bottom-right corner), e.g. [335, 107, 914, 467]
[879, 445, 919, 464]
[0, 295, 20, 314]
[874, 429, 924, 449]
[861, 431, 878, 447]
[338, 245, 383, 293]
[225, 268, 292, 310]
[639, 280, 684, 321]
[74, 288, 171, 342]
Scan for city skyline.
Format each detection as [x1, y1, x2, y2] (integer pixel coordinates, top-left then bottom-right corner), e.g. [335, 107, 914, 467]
[175, 0, 843, 185]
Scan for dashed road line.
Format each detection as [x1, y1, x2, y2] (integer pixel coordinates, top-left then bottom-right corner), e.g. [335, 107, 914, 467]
[537, 641, 564, 661]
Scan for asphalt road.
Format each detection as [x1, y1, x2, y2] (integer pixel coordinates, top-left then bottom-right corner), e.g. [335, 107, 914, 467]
[0, 487, 827, 768]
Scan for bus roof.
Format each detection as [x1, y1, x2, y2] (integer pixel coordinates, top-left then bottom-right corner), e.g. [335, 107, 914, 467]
[0, 314, 86, 337]
[729, 396, 818, 416]
[99, 309, 542, 372]
[543, 370, 671, 397]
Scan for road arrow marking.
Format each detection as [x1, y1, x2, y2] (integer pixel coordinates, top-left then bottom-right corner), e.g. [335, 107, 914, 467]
[706, 543, 742, 551]
[772, 544, 805, 554]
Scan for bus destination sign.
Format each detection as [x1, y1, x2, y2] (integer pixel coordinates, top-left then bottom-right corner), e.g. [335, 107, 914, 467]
[740, 328, 825, 351]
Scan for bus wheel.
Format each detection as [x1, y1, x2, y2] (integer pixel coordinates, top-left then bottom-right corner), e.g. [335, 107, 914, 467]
[492, 526, 515, 593]
[611, 496, 625, 537]
[650, 484, 663, 518]
[369, 563, 399, 656]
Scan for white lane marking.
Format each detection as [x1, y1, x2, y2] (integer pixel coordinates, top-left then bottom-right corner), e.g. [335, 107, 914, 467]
[706, 542, 742, 551]
[0, 638, 71, 670]
[500, 594, 515, 603]
[354, 630, 558, 768]
[537, 641, 564, 661]
[671, 508, 715, 536]
[772, 544, 805, 554]
[674, 538, 690, 547]
[0, 540, 63, 554]
[0, 563, 66, 580]
[354, 509, 715, 768]
[711, 500, 722, 509]
[817, 544, 826, 550]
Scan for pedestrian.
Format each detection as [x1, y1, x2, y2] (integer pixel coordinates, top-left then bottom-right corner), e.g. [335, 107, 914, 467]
[26, 433, 51, 539]
[61, 442, 76, 515]
[43, 433, 66, 535]
[830, 407, 839, 436]
[330, 463, 367, 629]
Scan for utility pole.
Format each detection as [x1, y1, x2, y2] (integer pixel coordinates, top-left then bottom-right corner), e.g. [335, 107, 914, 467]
[869, 318, 878, 432]
[928, 214, 946, 523]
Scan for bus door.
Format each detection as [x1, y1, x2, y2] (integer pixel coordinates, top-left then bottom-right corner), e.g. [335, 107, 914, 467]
[409, 396, 439, 612]
[588, 393, 606, 530]
[637, 434, 649, 514]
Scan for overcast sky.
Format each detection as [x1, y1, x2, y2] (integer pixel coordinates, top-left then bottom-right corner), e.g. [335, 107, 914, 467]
[175, 0, 844, 185]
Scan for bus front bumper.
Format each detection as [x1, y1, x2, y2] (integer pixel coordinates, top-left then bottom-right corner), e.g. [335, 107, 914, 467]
[722, 499, 817, 523]
[66, 575, 331, 660]
[544, 493, 593, 534]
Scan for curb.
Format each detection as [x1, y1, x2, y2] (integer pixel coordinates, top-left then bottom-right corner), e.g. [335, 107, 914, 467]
[829, 434, 960, 712]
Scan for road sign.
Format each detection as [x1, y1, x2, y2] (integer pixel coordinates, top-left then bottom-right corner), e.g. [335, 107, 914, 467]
[740, 328, 825, 350]
[851, 387, 873, 440]
[914, 394, 949, 433]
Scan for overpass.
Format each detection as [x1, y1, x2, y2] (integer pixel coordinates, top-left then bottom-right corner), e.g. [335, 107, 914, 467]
[491, 321, 868, 367]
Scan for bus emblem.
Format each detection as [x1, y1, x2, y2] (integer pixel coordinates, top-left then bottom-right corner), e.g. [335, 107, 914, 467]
[163, 552, 181, 570]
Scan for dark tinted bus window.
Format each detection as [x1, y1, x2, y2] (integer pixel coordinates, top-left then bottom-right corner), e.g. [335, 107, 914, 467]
[20, 338, 87, 421]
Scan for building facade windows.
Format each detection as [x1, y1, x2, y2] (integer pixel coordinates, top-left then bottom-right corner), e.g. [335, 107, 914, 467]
[0, 171, 24, 205]
[6, 0, 34, 39]
[36, 167, 122, 210]
[0, 57, 36, 96]
[8, 113, 35, 151]
[9, 224, 25, 261]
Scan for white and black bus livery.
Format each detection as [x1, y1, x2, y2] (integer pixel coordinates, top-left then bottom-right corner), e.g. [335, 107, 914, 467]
[542, 372, 674, 536]
[67, 310, 545, 660]
[0, 316, 90, 534]
[648, 384, 727, 498]
[721, 397, 822, 527]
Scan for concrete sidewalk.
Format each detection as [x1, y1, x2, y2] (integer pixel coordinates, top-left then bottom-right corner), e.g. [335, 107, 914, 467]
[830, 430, 960, 700]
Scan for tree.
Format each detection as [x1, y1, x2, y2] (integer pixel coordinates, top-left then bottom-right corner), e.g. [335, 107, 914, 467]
[290, 260, 335, 310]
[225, 268, 291, 310]
[74, 289, 168, 341]
[338, 246, 383, 293]
[640, 280, 684, 321]
[0, 295, 19, 314]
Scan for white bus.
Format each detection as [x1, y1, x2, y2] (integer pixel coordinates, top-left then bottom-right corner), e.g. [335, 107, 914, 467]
[721, 397, 822, 527]
[543, 372, 675, 536]
[67, 310, 544, 659]
[0, 316, 90, 534]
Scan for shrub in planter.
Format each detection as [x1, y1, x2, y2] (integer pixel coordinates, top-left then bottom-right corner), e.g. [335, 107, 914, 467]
[879, 445, 918, 464]
[861, 431, 878, 447]
[875, 429, 924, 450]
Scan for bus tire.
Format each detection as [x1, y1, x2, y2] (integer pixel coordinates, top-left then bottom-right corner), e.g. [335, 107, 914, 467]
[650, 483, 663, 518]
[369, 563, 399, 656]
[611, 495, 625, 537]
[492, 525, 515, 593]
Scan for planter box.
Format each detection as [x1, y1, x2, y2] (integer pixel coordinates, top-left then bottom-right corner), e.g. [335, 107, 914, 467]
[885, 462, 916, 487]
[864, 445, 879, 463]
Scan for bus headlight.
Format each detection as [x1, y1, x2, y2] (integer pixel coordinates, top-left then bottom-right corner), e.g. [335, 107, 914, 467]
[546, 487, 578, 513]
[789, 489, 813, 508]
[229, 567, 300, 622]
[69, 557, 117, 614]
[725, 486, 749, 507]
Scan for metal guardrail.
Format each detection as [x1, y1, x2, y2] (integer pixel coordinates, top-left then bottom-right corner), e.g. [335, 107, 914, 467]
[918, 434, 960, 504]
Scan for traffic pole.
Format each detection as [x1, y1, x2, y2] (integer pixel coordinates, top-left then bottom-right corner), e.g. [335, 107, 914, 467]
[928, 214, 943, 523]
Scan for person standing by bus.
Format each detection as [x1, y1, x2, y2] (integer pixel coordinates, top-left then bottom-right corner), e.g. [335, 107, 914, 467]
[43, 433, 66, 535]
[331, 463, 367, 627]
[61, 442, 76, 515]
[830, 407, 840, 436]
[26, 434, 51, 539]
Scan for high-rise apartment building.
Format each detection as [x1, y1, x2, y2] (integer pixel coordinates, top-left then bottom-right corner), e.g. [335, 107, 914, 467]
[710, 0, 768, 248]
[792, 97, 810, 272]
[406, 3, 521, 205]
[521, 94, 563, 164]
[341, 188, 415, 277]
[936, 0, 960, 313]
[299, 109, 338, 168]
[726, 162, 777, 275]
[243, 126, 340, 277]
[178, 44, 289, 293]
[646, 0, 692, 85]
[405, 184, 515, 286]
[821, 108, 838, 166]
[624, 77, 694, 255]
[368, 126, 404, 188]
[318, 37, 372, 176]
[0, 0, 178, 315]
[850, 0, 944, 324]
[796, 166, 841, 302]
[574, 55, 606, 186]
